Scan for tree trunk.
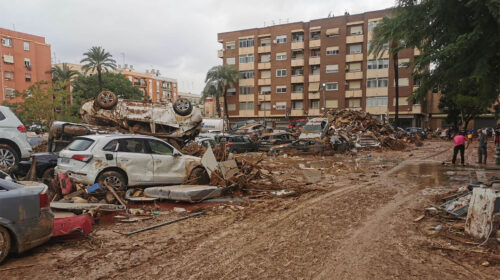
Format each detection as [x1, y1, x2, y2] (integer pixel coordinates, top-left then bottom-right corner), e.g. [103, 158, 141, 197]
[215, 95, 222, 118]
[97, 68, 103, 92]
[393, 52, 399, 128]
[223, 86, 229, 121]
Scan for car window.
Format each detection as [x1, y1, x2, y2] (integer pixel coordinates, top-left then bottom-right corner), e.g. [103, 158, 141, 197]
[148, 140, 173, 155]
[0, 110, 5, 121]
[243, 136, 252, 143]
[103, 140, 119, 151]
[118, 139, 146, 153]
[67, 138, 94, 151]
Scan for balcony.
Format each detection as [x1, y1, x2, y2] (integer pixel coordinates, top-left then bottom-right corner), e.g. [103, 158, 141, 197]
[218, 49, 224, 58]
[291, 75, 304, 83]
[258, 78, 271, 85]
[291, 41, 304, 50]
[239, 110, 255, 117]
[309, 40, 321, 48]
[345, 89, 362, 98]
[239, 94, 254, 102]
[346, 35, 364, 44]
[308, 109, 321, 116]
[346, 53, 363, 62]
[258, 62, 271, 69]
[309, 57, 320, 65]
[346, 71, 363, 80]
[239, 47, 254, 55]
[258, 45, 271, 53]
[366, 106, 387, 114]
[308, 92, 320, 99]
[309, 74, 320, 82]
[412, 104, 422, 114]
[290, 109, 304, 116]
[239, 63, 254, 71]
[366, 69, 389, 78]
[258, 94, 271, 101]
[366, 88, 388, 97]
[291, 58, 304, 67]
[291, 93, 304, 100]
[367, 52, 389, 60]
[239, 78, 254, 86]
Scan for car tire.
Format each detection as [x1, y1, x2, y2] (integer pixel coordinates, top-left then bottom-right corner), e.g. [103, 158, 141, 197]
[95, 91, 118, 110]
[173, 98, 193, 116]
[0, 226, 12, 264]
[0, 144, 19, 171]
[187, 167, 210, 184]
[97, 170, 127, 190]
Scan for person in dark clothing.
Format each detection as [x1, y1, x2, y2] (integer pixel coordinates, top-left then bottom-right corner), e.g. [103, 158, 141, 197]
[452, 131, 469, 165]
[477, 129, 487, 164]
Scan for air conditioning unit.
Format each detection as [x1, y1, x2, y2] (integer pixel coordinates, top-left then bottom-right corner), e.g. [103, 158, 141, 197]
[273, 40, 277, 44]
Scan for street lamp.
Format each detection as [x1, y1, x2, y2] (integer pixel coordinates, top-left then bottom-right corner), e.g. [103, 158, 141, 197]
[320, 83, 326, 113]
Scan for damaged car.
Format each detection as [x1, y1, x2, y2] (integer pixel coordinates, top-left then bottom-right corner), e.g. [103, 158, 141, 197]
[258, 132, 296, 151]
[268, 139, 326, 156]
[55, 134, 209, 189]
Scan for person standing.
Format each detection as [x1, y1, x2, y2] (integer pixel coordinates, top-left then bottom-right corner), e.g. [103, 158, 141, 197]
[452, 131, 469, 165]
[477, 129, 488, 164]
[468, 128, 474, 142]
[495, 125, 500, 147]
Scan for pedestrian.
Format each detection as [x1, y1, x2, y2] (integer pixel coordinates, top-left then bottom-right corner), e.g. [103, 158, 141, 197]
[477, 129, 488, 164]
[495, 125, 500, 147]
[468, 128, 474, 142]
[452, 131, 469, 165]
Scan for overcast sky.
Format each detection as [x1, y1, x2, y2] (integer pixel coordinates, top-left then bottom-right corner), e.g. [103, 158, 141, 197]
[0, 0, 395, 94]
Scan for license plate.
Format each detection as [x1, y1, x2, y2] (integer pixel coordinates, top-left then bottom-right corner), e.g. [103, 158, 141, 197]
[61, 158, 70, 164]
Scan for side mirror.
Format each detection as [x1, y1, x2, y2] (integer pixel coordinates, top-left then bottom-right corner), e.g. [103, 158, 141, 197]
[173, 152, 182, 157]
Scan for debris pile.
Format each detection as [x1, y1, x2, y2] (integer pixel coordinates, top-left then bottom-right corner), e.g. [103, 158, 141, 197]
[181, 142, 207, 157]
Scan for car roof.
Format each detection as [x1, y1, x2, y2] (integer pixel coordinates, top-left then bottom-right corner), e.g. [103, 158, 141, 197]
[77, 134, 161, 141]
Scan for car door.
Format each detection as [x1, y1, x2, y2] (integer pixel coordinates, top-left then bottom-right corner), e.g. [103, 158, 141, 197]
[116, 138, 154, 185]
[147, 139, 186, 184]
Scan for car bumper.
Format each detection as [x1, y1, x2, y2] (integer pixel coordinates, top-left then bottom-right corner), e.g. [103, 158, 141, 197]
[16, 210, 54, 253]
[55, 166, 94, 185]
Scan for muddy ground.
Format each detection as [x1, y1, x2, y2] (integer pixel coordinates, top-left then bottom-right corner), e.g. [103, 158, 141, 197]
[1, 140, 499, 279]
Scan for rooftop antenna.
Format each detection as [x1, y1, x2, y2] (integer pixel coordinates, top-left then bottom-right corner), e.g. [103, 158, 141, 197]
[344, 10, 350, 16]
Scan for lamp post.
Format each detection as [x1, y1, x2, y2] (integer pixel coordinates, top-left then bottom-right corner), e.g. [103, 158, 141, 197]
[320, 83, 326, 114]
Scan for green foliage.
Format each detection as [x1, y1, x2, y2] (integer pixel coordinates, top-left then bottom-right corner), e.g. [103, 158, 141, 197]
[72, 72, 143, 102]
[2, 81, 79, 125]
[204, 65, 239, 118]
[47, 63, 80, 84]
[80, 46, 117, 90]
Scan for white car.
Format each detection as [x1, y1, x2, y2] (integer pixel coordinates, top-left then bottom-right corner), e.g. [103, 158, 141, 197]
[0, 106, 32, 169]
[55, 134, 208, 189]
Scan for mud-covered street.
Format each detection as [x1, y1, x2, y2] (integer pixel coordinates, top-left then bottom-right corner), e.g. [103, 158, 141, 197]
[1, 140, 498, 279]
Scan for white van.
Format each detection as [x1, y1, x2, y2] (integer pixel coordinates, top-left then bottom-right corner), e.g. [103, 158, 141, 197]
[201, 118, 224, 133]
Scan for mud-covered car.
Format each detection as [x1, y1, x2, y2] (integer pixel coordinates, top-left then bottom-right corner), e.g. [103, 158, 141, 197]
[258, 132, 296, 151]
[268, 139, 326, 156]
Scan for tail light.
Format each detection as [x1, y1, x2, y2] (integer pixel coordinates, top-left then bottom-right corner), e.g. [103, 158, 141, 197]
[17, 125, 26, 132]
[72, 154, 93, 162]
[226, 142, 233, 147]
[39, 191, 49, 210]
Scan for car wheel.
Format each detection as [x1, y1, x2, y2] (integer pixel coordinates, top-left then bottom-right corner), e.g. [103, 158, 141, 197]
[187, 167, 210, 184]
[95, 91, 118, 109]
[0, 145, 19, 171]
[173, 98, 193, 116]
[97, 171, 127, 191]
[0, 226, 11, 264]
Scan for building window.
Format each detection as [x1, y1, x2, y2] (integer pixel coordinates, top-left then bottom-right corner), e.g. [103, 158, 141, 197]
[348, 81, 361, 90]
[347, 62, 362, 72]
[276, 86, 286, 94]
[260, 70, 271, 79]
[325, 83, 338, 91]
[226, 41, 236, 49]
[276, 69, 287, 77]
[4, 88, 15, 98]
[260, 102, 271, 111]
[24, 41, 30, 51]
[292, 100, 303, 109]
[292, 67, 304, 76]
[310, 48, 321, 57]
[367, 78, 388, 88]
[366, 96, 388, 106]
[259, 86, 271, 94]
[25, 73, 31, 82]
[239, 86, 254, 95]
[4, 71, 14, 81]
[326, 28, 340, 38]
[275, 35, 287, 44]
[367, 59, 389, 70]
[349, 25, 363, 35]
[1, 38, 12, 47]
[393, 97, 409, 106]
[325, 64, 339, 73]
[260, 53, 271, 62]
[240, 71, 254, 79]
[239, 38, 254, 48]
[395, 78, 409, 87]
[309, 100, 320, 109]
[325, 99, 338, 108]
[276, 53, 287, 61]
[226, 88, 236, 96]
[368, 21, 379, 32]
[292, 32, 304, 42]
[3, 55, 14, 64]
[326, 47, 339, 55]
[292, 84, 303, 93]
[348, 98, 361, 108]
[398, 58, 410, 68]
[226, 57, 235, 65]
[240, 101, 254, 110]
[239, 54, 254, 64]
[349, 44, 362, 54]
[310, 31, 321, 40]
[275, 101, 287, 110]
[24, 58, 31, 70]
[260, 37, 271, 46]
[310, 65, 320, 75]
[227, 103, 236, 111]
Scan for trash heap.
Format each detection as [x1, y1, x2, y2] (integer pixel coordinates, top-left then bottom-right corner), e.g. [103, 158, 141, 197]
[324, 109, 409, 150]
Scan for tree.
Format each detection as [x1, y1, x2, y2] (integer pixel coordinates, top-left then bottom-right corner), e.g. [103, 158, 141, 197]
[72, 72, 143, 102]
[369, 14, 407, 128]
[204, 65, 239, 119]
[80, 46, 117, 91]
[47, 63, 80, 84]
[373, 0, 500, 128]
[201, 83, 222, 118]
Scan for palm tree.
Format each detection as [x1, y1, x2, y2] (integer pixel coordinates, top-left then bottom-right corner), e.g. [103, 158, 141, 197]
[204, 65, 240, 120]
[47, 63, 80, 85]
[369, 15, 406, 128]
[201, 83, 223, 117]
[80, 46, 117, 92]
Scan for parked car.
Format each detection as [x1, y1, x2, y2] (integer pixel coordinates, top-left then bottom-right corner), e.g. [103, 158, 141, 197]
[198, 130, 223, 140]
[55, 134, 209, 189]
[0, 178, 53, 263]
[194, 137, 216, 148]
[298, 118, 329, 139]
[405, 127, 427, 139]
[15, 152, 58, 182]
[216, 134, 259, 153]
[268, 139, 326, 156]
[230, 119, 257, 132]
[234, 123, 265, 136]
[258, 132, 296, 151]
[0, 106, 33, 170]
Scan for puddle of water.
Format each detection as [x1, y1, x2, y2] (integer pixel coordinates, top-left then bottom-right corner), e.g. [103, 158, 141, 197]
[390, 162, 473, 187]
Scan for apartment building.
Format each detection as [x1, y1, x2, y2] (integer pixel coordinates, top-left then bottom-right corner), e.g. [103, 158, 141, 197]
[0, 28, 52, 103]
[117, 65, 178, 102]
[217, 9, 425, 128]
